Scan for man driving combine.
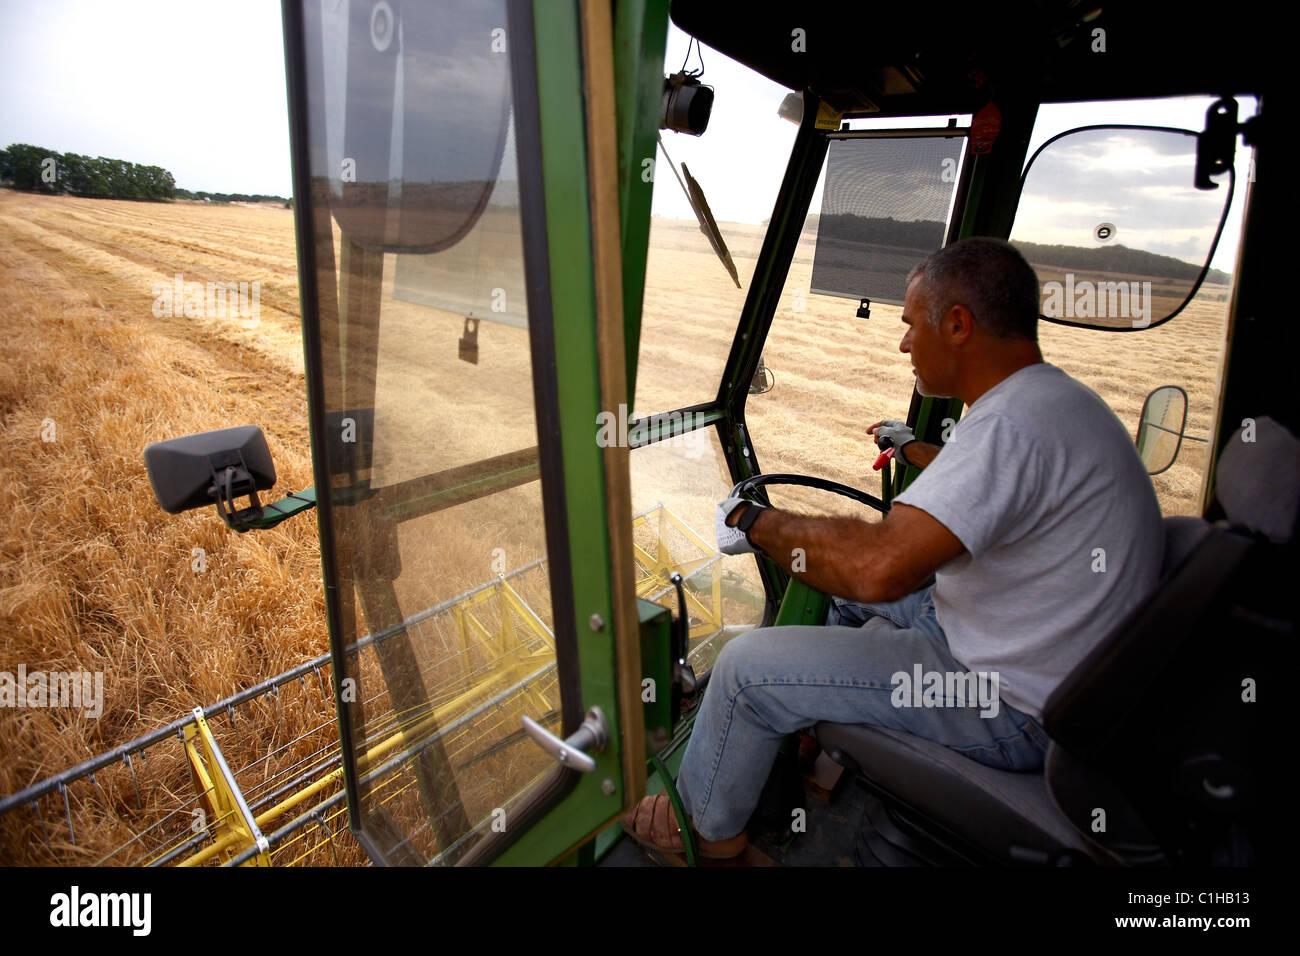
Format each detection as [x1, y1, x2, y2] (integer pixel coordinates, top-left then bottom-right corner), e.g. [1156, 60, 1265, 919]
[623, 237, 1164, 862]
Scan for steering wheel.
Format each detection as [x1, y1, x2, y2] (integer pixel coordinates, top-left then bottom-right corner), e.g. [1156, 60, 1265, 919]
[729, 473, 889, 515]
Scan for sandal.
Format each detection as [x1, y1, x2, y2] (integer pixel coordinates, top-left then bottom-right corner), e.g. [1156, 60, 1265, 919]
[620, 793, 749, 864]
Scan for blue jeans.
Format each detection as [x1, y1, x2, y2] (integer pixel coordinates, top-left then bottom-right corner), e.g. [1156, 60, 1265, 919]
[674, 586, 1051, 841]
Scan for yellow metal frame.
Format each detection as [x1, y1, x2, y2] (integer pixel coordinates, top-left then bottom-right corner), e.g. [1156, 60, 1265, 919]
[632, 503, 724, 643]
[167, 503, 727, 866]
[183, 709, 271, 867]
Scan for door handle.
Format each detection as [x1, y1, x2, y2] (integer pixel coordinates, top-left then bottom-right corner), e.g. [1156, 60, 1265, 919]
[521, 706, 609, 773]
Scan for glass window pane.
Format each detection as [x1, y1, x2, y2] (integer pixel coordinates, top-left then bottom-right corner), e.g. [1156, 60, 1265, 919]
[633, 29, 798, 416]
[629, 429, 765, 674]
[746, 143, 930, 518]
[300, 0, 560, 865]
[1019, 99, 1253, 516]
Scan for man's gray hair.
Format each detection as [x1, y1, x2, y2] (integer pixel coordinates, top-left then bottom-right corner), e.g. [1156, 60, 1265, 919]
[906, 237, 1041, 341]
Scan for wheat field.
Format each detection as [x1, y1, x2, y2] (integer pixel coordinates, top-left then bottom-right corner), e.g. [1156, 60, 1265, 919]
[0, 190, 1230, 865]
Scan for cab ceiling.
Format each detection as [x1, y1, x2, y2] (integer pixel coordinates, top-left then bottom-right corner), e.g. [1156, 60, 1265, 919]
[668, 2, 1272, 117]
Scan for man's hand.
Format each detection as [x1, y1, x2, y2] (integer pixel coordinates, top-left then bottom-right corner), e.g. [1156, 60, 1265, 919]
[867, 419, 915, 451]
[716, 496, 767, 555]
[868, 419, 941, 469]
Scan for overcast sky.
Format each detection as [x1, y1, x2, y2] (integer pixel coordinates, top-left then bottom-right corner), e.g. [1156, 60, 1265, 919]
[0, 0, 290, 196]
[1, 1, 1253, 269]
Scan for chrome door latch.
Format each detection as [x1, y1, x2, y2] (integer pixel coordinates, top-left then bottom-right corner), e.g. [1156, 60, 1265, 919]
[522, 706, 609, 773]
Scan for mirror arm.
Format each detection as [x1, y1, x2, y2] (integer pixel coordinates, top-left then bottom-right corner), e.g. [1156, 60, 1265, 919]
[238, 488, 319, 533]
[1195, 97, 1238, 190]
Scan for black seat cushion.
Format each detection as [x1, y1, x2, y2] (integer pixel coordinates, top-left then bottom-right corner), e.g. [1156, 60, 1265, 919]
[815, 722, 1110, 863]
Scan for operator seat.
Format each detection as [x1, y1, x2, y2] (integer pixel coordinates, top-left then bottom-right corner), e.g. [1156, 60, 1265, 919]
[815, 416, 1296, 865]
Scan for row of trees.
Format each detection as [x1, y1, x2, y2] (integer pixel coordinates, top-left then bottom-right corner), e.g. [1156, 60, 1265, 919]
[817, 213, 948, 250]
[1, 144, 292, 206]
[1, 143, 176, 201]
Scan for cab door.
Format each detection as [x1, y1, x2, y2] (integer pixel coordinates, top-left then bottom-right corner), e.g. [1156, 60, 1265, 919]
[282, 0, 642, 865]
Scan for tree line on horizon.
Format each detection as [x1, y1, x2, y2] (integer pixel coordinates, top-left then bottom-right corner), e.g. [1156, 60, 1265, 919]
[1, 143, 175, 201]
[1, 143, 290, 206]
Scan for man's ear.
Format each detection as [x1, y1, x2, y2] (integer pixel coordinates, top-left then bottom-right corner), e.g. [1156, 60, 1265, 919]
[945, 304, 975, 345]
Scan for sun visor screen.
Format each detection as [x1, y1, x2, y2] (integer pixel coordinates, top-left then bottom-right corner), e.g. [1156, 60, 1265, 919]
[810, 136, 963, 305]
[392, 113, 528, 329]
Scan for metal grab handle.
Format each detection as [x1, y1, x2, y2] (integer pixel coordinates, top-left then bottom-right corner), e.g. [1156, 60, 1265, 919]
[521, 706, 609, 773]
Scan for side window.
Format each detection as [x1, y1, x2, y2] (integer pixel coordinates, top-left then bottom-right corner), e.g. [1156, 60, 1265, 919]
[296, 0, 571, 866]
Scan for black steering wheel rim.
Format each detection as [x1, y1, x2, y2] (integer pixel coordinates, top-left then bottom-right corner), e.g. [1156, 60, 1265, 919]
[730, 473, 889, 515]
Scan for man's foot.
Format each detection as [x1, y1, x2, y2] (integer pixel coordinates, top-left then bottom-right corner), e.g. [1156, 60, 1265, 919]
[620, 793, 749, 863]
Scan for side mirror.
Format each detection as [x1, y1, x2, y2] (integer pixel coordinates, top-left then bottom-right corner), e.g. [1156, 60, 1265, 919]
[143, 425, 276, 529]
[1136, 385, 1187, 475]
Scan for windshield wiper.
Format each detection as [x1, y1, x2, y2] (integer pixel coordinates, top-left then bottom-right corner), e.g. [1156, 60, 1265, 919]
[657, 135, 741, 289]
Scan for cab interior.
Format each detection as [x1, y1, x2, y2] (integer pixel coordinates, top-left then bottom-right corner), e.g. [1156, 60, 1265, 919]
[591, 2, 1286, 866]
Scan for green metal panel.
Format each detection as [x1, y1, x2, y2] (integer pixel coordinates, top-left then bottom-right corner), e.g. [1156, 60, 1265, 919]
[591, 700, 703, 860]
[772, 579, 831, 628]
[637, 597, 673, 755]
[490, 0, 624, 866]
[613, 0, 671, 406]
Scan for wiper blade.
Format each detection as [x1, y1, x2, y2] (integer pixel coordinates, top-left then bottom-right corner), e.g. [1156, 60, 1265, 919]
[657, 136, 741, 289]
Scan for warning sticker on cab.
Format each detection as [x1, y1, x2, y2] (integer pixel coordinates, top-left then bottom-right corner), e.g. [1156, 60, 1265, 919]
[814, 101, 843, 130]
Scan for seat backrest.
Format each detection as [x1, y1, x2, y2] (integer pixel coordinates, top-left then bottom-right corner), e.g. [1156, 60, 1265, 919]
[1043, 520, 1253, 754]
[1042, 416, 1297, 863]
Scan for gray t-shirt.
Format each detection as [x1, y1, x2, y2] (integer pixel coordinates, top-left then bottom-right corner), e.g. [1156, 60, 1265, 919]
[893, 362, 1164, 719]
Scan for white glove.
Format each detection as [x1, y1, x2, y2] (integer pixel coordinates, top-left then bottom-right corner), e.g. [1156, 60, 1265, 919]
[870, 420, 915, 451]
[717, 496, 766, 555]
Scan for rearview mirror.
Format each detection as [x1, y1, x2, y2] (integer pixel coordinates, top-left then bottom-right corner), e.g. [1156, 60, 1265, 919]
[1011, 126, 1234, 330]
[318, 0, 513, 252]
[1136, 385, 1187, 475]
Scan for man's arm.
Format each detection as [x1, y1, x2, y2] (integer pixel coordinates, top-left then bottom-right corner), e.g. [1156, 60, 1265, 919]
[736, 502, 965, 604]
[897, 440, 941, 469]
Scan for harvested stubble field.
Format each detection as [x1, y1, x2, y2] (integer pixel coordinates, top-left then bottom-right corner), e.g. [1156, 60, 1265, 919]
[0, 190, 1229, 865]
